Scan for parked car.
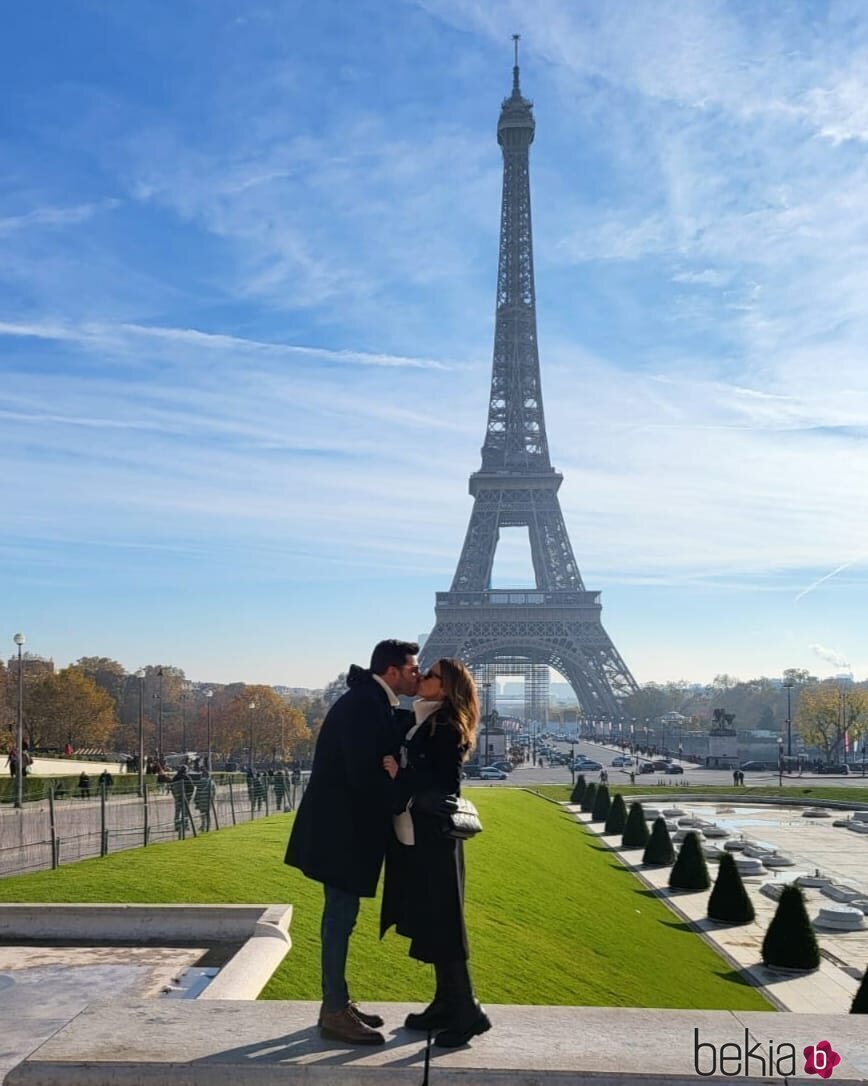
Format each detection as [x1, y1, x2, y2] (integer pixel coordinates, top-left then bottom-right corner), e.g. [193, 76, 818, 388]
[664, 763, 684, 775]
[739, 761, 771, 771]
[463, 764, 482, 778]
[611, 756, 631, 766]
[479, 766, 508, 780]
[638, 762, 654, 774]
[491, 761, 514, 774]
[816, 763, 850, 775]
[575, 759, 602, 771]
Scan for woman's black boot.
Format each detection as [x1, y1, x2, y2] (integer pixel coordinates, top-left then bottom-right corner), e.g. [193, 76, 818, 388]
[404, 962, 451, 1030]
[433, 960, 491, 1048]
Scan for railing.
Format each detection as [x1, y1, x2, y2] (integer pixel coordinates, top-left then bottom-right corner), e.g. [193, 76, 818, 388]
[436, 590, 601, 607]
[0, 776, 308, 878]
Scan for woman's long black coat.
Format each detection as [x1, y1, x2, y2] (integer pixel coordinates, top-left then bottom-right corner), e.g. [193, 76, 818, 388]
[379, 710, 470, 963]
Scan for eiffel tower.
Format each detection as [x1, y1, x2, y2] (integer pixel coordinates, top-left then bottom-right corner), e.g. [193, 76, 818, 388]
[421, 41, 638, 721]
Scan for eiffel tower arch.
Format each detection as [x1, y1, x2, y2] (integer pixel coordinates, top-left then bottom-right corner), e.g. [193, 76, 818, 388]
[421, 41, 637, 720]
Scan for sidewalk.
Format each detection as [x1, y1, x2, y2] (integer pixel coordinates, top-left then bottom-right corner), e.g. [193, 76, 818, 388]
[7, 999, 868, 1085]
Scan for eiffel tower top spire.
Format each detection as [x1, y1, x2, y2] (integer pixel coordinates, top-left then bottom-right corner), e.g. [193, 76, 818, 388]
[479, 39, 550, 475]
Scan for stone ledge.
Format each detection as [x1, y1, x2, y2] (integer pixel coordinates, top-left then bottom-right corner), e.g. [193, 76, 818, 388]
[6, 1001, 868, 1086]
[0, 903, 292, 1001]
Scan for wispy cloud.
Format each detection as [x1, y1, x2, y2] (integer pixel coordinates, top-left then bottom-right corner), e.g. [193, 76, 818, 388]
[0, 199, 118, 236]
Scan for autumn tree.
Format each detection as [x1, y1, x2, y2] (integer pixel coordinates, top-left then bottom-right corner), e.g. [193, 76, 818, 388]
[25, 668, 117, 750]
[796, 683, 868, 763]
[216, 685, 311, 767]
[71, 657, 128, 710]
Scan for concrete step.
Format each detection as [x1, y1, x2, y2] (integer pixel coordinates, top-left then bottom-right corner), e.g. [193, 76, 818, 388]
[7, 1000, 868, 1085]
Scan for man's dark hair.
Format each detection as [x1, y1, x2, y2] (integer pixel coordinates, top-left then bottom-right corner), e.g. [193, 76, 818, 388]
[370, 639, 419, 676]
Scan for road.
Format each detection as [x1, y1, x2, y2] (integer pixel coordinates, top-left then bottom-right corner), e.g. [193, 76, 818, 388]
[470, 737, 868, 790]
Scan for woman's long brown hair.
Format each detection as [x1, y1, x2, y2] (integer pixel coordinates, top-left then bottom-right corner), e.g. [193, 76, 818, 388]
[436, 658, 479, 757]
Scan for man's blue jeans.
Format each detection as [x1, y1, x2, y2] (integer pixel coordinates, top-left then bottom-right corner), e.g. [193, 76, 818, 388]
[321, 884, 360, 1011]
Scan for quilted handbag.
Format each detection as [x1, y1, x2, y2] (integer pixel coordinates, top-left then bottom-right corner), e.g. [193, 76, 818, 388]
[442, 796, 483, 840]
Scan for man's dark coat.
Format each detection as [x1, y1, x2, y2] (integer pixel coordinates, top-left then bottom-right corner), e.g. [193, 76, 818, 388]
[284, 669, 399, 898]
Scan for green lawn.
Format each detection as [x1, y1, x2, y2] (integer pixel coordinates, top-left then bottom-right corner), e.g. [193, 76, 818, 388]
[532, 782, 868, 805]
[0, 790, 771, 1010]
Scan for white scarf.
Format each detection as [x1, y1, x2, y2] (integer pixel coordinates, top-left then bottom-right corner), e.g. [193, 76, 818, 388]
[393, 698, 445, 848]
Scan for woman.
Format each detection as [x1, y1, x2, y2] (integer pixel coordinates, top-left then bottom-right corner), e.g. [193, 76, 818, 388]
[380, 658, 490, 1047]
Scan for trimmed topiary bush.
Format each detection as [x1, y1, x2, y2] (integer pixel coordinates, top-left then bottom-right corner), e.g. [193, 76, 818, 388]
[570, 775, 587, 805]
[707, 851, 755, 924]
[621, 801, 649, 848]
[580, 782, 597, 813]
[591, 784, 611, 823]
[669, 831, 710, 890]
[761, 884, 820, 971]
[851, 965, 868, 1013]
[604, 792, 627, 835]
[642, 816, 674, 866]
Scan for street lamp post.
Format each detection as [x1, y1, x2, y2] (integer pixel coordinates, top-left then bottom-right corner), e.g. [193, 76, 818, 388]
[13, 633, 25, 809]
[136, 669, 145, 798]
[248, 701, 257, 771]
[482, 682, 492, 767]
[180, 684, 189, 753]
[205, 691, 213, 774]
[778, 737, 783, 787]
[783, 675, 795, 759]
[156, 667, 164, 768]
[570, 741, 575, 786]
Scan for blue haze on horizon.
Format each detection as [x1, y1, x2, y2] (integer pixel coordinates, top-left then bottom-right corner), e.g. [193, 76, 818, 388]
[3, 1, 868, 689]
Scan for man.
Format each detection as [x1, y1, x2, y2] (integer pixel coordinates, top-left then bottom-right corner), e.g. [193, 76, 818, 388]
[285, 639, 419, 1045]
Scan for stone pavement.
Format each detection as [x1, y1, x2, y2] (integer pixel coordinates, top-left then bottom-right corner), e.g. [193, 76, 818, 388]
[0, 945, 206, 1085]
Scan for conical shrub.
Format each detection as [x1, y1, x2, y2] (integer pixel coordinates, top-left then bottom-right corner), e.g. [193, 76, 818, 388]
[591, 784, 611, 822]
[669, 831, 710, 890]
[621, 801, 649, 848]
[707, 851, 755, 924]
[604, 792, 627, 835]
[580, 782, 597, 813]
[851, 965, 868, 1013]
[642, 816, 675, 866]
[761, 884, 820, 970]
[570, 775, 587, 805]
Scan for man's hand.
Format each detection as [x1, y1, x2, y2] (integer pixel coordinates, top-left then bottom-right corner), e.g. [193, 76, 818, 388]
[382, 755, 399, 779]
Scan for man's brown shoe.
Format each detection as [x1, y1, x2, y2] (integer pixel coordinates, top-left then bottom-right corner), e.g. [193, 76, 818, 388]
[319, 1005, 385, 1046]
[317, 1003, 385, 1029]
[348, 1003, 385, 1028]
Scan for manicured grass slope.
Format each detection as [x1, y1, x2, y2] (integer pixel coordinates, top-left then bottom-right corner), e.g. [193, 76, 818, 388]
[0, 791, 770, 1010]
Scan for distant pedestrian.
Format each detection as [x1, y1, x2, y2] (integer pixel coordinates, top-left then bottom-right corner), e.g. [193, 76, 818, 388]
[733, 770, 739, 786]
[78, 771, 91, 799]
[98, 769, 114, 794]
[273, 769, 287, 811]
[171, 765, 195, 833]
[194, 771, 215, 832]
[629, 771, 635, 785]
[254, 772, 266, 812]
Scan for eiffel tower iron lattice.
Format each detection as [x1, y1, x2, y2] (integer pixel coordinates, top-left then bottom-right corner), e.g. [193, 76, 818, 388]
[421, 43, 638, 720]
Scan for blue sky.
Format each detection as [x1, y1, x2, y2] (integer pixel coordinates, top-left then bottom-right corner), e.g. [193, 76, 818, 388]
[3, 0, 868, 688]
